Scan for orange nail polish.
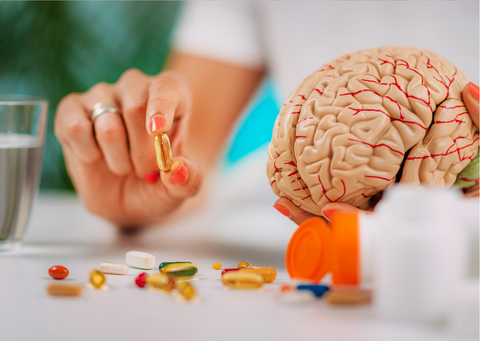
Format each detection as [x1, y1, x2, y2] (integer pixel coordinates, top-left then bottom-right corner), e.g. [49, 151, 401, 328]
[469, 82, 479, 101]
[150, 115, 165, 133]
[322, 208, 338, 220]
[143, 172, 159, 183]
[170, 163, 188, 184]
[274, 205, 290, 217]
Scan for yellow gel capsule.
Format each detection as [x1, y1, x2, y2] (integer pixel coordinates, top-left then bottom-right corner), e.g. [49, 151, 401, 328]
[89, 269, 106, 288]
[160, 262, 198, 278]
[147, 273, 175, 292]
[212, 263, 222, 270]
[239, 267, 277, 283]
[222, 271, 264, 289]
[238, 262, 252, 268]
[154, 133, 173, 172]
[176, 281, 196, 300]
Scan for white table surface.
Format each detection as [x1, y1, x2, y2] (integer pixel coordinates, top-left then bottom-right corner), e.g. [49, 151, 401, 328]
[0, 190, 477, 341]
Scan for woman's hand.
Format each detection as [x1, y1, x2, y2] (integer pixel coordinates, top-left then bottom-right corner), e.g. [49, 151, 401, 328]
[274, 82, 480, 225]
[55, 69, 202, 227]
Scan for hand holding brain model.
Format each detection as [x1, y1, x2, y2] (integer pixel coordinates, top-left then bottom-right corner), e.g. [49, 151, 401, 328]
[267, 46, 479, 216]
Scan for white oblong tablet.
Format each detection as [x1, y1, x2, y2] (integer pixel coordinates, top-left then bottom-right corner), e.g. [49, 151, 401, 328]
[126, 251, 156, 270]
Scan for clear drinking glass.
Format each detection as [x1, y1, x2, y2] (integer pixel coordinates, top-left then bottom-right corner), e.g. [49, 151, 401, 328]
[0, 95, 48, 251]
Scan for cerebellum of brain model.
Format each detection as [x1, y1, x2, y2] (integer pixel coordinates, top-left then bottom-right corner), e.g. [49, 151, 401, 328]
[267, 46, 479, 216]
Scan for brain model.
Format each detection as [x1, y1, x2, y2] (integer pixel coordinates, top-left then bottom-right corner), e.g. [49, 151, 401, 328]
[267, 46, 479, 215]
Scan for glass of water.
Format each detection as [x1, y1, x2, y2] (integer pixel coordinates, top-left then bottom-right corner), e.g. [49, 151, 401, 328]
[0, 95, 48, 251]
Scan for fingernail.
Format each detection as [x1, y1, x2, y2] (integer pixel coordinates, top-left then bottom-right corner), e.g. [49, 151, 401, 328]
[150, 115, 165, 133]
[322, 208, 338, 220]
[170, 163, 188, 184]
[274, 205, 290, 218]
[469, 82, 479, 100]
[143, 172, 159, 184]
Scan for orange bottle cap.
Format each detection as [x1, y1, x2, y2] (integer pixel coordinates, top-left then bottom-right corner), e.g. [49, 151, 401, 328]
[285, 217, 333, 283]
[331, 212, 359, 285]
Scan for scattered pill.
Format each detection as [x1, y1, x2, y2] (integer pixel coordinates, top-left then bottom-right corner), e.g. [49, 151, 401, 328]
[212, 263, 222, 270]
[47, 283, 82, 297]
[280, 284, 292, 293]
[238, 262, 252, 268]
[48, 265, 69, 280]
[160, 262, 198, 278]
[158, 261, 192, 271]
[222, 271, 264, 289]
[126, 251, 156, 270]
[239, 267, 277, 283]
[89, 269, 106, 288]
[99, 261, 129, 275]
[154, 133, 173, 172]
[325, 288, 372, 305]
[297, 284, 329, 298]
[147, 273, 175, 292]
[280, 290, 316, 304]
[176, 281, 196, 300]
[221, 268, 242, 276]
[135, 272, 148, 288]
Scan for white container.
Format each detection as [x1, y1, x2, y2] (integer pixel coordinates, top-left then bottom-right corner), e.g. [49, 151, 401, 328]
[373, 186, 468, 324]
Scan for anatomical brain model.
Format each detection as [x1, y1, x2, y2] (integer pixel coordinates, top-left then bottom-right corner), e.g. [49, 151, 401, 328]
[267, 46, 479, 215]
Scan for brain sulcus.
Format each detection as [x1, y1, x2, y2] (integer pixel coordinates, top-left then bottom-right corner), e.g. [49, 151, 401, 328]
[267, 46, 479, 216]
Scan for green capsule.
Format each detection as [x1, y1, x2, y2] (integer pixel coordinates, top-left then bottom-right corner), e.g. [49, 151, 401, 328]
[160, 262, 198, 278]
[158, 261, 192, 271]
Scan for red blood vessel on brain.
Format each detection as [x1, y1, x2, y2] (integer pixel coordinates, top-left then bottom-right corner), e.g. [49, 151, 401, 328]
[267, 46, 479, 216]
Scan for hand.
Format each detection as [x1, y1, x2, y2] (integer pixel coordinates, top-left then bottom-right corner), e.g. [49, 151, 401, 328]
[55, 69, 202, 227]
[274, 82, 480, 224]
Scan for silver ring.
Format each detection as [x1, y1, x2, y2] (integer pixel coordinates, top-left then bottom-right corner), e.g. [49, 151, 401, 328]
[90, 103, 121, 122]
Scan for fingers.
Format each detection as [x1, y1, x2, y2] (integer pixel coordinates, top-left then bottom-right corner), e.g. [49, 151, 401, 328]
[115, 69, 157, 178]
[273, 198, 318, 225]
[463, 82, 479, 128]
[321, 203, 364, 222]
[273, 198, 370, 225]
[146, 71, 192, 136]
[55, 94, 102, 163]
[158, 156, 202, 200]
[85, 83, 132, 176]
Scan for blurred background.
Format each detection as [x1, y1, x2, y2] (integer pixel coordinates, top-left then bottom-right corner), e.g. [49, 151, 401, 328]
[0, 1, 280, 192]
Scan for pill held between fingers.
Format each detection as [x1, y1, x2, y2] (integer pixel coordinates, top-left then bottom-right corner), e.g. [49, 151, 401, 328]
[99, 261, 129, 275]
[47, 283, 82, 297]
[126, 251, 156, 270]
[154, 133, 173, 173]
[48, 265, 69, 280]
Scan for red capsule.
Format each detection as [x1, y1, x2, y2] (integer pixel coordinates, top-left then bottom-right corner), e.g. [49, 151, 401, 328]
[48, 265, 69, 280]
[135, 272, 148, 288]
[221, 268, 242, 276]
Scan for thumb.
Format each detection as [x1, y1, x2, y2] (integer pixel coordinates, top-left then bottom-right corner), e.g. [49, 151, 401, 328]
[160, 156, 202, 200]
[462, 82, 479, 128]
[321, 202, 364, 221]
